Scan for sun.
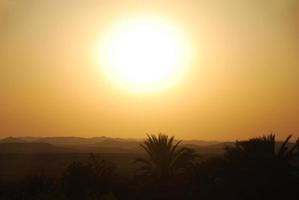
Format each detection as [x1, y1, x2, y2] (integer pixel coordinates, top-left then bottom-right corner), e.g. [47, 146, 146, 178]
[98, 16, 191, 93]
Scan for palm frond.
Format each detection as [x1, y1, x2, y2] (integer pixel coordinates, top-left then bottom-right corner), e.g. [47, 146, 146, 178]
[277, 135, 292, 159]
[135, 133, 199, 178]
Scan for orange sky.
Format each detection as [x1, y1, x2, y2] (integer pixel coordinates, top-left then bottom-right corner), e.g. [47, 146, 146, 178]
[0, 0, 299, 140]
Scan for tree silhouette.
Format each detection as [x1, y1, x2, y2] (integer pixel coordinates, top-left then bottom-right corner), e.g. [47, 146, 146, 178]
[225, 134, 298, 162]
[296, 138, 299, 159]
[62, 154, 116, 200]
[222, 134, 299, 200]
[135, 134, 199, 179]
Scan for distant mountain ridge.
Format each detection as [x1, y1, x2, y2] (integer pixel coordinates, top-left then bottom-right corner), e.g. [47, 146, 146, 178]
[0, 137, 25, 143]
[0, 137, 224, 154]
[0, 136, 294, 155]
[0, 136, 221, 147]
[0, 142, 71, 153]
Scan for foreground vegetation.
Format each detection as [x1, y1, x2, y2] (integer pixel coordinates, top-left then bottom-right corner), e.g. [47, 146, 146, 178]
[0, 134, 298, 200]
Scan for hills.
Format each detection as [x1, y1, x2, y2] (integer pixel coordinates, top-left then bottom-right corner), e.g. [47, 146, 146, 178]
[0, 136, 294, 156]
[0, 136, 221, 146]
[0, 142, 70, 153]
[0, 136, 227, 154]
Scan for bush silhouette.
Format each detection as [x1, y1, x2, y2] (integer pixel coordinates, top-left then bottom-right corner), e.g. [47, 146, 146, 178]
[1, 172, 57, 200]
[62, 154, 116, 200]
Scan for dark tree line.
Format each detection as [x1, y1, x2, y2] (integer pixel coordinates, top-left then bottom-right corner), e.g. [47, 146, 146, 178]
[0, 133, 298, 200]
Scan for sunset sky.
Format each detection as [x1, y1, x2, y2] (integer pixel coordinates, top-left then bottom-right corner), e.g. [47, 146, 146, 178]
[0, 0, 299, 140]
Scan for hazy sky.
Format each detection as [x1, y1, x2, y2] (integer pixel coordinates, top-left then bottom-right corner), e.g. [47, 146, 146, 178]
[0, 0, 299, 140]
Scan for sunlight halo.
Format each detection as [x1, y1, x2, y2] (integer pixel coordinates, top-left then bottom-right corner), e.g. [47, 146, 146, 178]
[98, 16, 191, 93]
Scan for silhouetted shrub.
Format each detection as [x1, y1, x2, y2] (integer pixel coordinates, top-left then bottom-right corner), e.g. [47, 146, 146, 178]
[62, 154, 116, 200]
[1, 172, 58, 200]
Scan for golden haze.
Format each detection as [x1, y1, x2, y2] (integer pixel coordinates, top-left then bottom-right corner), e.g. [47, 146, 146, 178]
[0, 0, 299, 140]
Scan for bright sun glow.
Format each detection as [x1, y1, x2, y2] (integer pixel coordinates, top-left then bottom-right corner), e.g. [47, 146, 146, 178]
[98, 16, 191, 93]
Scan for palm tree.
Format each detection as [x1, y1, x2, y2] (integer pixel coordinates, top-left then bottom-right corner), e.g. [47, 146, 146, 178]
[225, 134, 298, 162]
[223, 134, 299, 199]
[135, 134, 199, 178]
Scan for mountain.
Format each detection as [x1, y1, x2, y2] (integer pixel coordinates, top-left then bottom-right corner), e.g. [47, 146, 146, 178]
[18, 137, 110, 146]
[0, 137, 26, 143]
[0, 137, 235, 155]
[182, 140, 220, 146]
[94, 138, 140, 148]
[1, 137, 225, 147]
[0, 142, 71, 153]
[37, 137, 107, 146]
